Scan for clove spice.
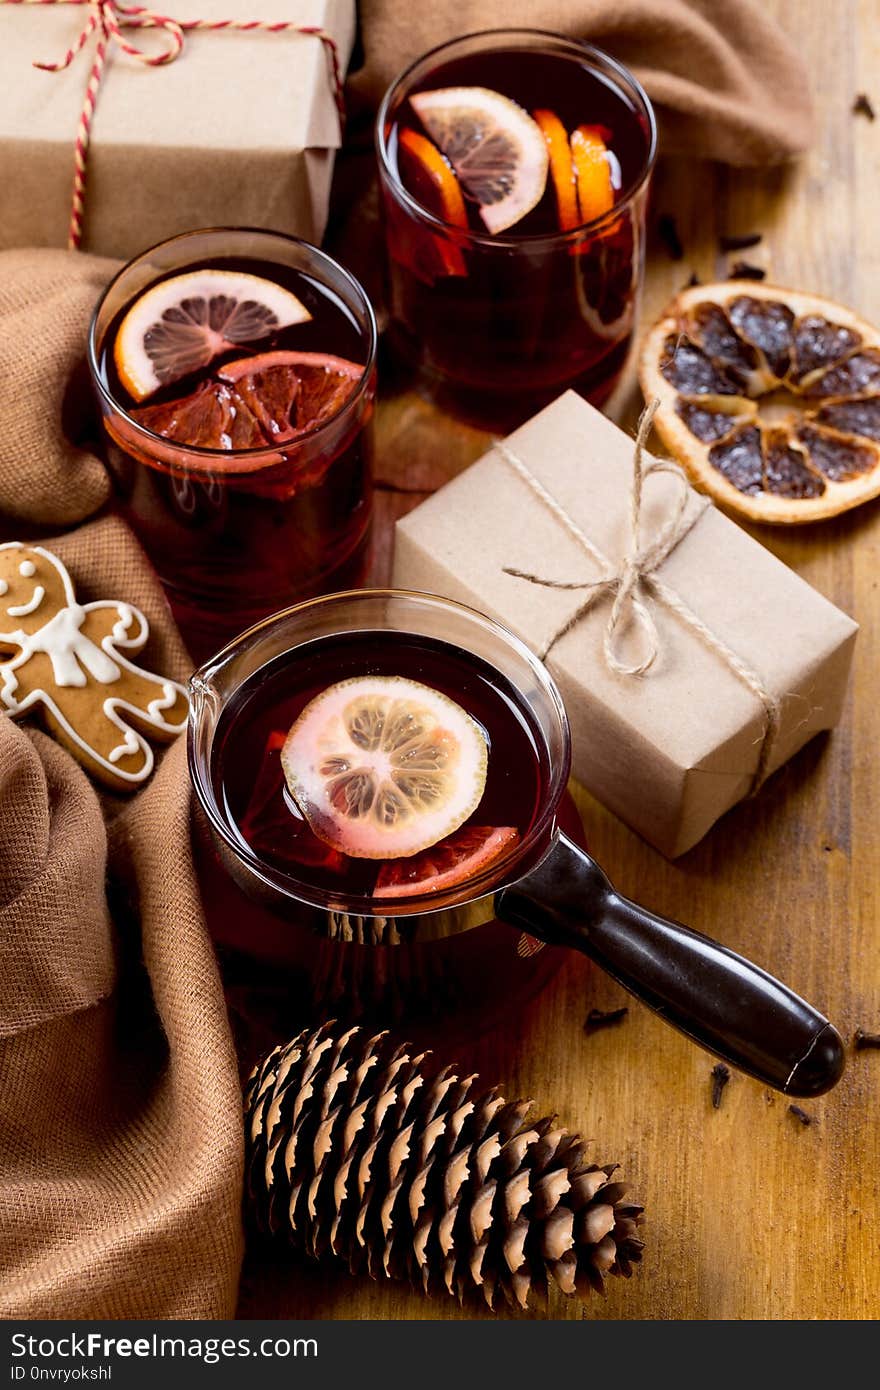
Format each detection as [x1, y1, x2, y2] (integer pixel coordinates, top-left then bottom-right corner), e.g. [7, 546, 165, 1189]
[584, 1005, 629, 1035]
[710, 1063, 731, 1109]
[728, 261, 767, 281]
[658, 214, 684, 261]
[853, 93, 876, 121]
[854, 1027, 880, 1050]
[720, 232, 762, 253]
[788, 1104, 814, 1127]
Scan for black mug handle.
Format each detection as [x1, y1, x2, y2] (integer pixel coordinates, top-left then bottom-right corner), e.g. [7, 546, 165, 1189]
[496, 832, 844, 1097]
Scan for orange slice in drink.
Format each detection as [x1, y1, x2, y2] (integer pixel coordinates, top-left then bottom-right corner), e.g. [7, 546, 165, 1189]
[130, 350, 363, 450]
[375, 824, 520, 900]
[115, 270, 312, 402]
[410, 86, 548, 234]
[570, 124, 615, 225]
[398, 127, 468, 228]
[533, 109, 579, 231]
[281, 676, 489, 860]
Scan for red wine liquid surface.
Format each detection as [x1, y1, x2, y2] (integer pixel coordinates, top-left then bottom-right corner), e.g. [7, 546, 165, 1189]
[212, 630, 547, 904]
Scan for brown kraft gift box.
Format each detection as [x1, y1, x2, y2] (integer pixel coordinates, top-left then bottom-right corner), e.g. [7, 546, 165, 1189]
[392, 392, 858, 858]
[0, 0, 355, 258]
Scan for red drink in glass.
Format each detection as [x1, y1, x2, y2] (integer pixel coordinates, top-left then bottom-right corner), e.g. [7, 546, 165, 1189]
[376, 30, 656, 428]
[189, 592, 843, 1094]
[213, 629, 545, 903]
[188, 591, 573, 1042]
[89, 229, 377, 663]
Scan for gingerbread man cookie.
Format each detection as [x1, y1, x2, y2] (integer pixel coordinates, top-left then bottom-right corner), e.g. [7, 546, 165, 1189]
[0, 543, 189, 790]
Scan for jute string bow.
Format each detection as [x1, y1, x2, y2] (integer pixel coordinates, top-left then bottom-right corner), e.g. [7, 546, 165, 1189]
[2, 0, 345, 250]
[498, 400, 781, 792]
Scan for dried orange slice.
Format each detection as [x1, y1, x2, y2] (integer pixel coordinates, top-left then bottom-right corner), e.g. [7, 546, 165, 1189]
[533, 109, 579, 231]
[639, 281, 880, 523]
[131, 350, 362, 450]
[570, 124, 615, 225]
[375, 825, 519, 900]
[410, 86, 548, 234]
[281, 677, 488, 860]
[115, 270, 312, 402]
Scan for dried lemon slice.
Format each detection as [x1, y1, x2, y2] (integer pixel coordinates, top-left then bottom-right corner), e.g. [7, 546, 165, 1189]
[115, 269, 312, 402]
[410, 86, 548, 234]
[639, 281, 880, 523]
[281, 677, 488, 860]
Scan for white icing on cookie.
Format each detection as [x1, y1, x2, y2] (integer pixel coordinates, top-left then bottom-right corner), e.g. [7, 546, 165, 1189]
[13, 604, 121, 687]
[7, 585, 46, 618]
[0, 544, 189, 786]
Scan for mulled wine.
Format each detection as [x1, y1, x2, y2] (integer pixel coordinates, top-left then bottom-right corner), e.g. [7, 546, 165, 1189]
[188, 591, 574, 1038]
[212, 629, 547, 909]
[89, 229, 377, 663]
[377, 31, 656, 427]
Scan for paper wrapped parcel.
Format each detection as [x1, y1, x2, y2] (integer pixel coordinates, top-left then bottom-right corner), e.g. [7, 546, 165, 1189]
[0, 0, 355, 258]
[392, 393, 858, 858]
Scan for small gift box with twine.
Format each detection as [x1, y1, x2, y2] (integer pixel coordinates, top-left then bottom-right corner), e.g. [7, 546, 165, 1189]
[0, 0, 354, 257]
[393, 392, 858, 858]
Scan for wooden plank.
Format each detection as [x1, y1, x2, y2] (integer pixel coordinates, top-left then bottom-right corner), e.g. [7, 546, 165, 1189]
[239, 0, 880, 1320]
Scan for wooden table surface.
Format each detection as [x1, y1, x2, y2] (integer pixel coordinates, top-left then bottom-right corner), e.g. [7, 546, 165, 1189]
[239, 0, 880, 1320]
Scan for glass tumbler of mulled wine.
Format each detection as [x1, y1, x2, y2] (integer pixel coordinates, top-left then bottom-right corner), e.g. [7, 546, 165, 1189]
[88, 228, 377, 664]
[189, 589, 844, 1096]
[376, 30, 657, 427]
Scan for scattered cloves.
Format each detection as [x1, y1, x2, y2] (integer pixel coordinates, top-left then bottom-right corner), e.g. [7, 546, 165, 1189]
[853, 93, 876, 121]
[854, 1027, 880, 1051]
[584, 1005, 629, 1035]
[728, 261, 767, 281]
[719, 232, 762, 253]
[658, 214, 684, 261]
[710, 1063, 731, 1109]
[788, 1104, 814, 1127]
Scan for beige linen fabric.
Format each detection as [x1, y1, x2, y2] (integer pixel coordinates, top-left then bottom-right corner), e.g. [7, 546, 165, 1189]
[0, 251, 244, 1318]
[351, 0, 812, 164]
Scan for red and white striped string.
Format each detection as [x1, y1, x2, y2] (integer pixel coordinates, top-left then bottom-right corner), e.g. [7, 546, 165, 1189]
[2, 0, 345, 249]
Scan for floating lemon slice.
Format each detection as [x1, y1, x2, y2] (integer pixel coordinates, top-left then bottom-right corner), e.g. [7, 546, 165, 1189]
[640, 281, 880, 524]
[410, 86, 548, 234]
[114, 269, 312, 402]
[282, 676, 488, 860]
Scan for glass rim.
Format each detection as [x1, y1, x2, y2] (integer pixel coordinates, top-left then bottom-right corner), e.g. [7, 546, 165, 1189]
[188, 587, 573, 919]
[375, 27, 658, 249]
[87, 225, 379, 465]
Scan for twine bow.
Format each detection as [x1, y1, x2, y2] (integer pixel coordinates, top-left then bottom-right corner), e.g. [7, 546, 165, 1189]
[498, 399, 782, 792]
[3, 0, 345, 250]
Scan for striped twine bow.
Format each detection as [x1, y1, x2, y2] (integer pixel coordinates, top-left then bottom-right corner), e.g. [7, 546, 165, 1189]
[3, 0, 345, 250]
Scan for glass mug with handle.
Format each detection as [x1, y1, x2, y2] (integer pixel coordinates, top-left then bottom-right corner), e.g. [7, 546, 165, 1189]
[189, 590, 844, 1097]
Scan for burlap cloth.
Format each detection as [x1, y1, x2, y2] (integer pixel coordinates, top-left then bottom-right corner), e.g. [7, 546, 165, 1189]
[0, 250, 244, 1318]
[350, 0, 812, 164]
[0, 1, 811, 1321]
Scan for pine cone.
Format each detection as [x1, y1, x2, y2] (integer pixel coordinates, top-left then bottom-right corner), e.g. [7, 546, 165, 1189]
[244, 1021, 645, 1311]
